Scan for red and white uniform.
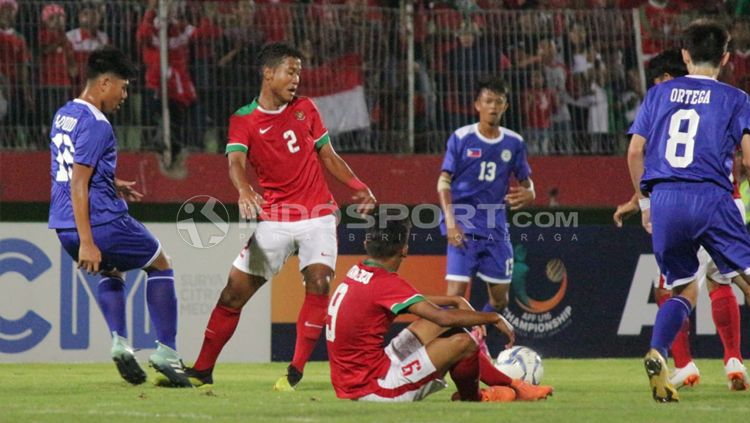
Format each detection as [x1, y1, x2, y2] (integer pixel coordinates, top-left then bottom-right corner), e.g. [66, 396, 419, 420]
[327, 262, 445, 401]
[226, 97, 335, 221]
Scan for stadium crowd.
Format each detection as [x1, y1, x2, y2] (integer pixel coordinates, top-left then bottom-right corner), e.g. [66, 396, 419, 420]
[1, 0, 749, 154]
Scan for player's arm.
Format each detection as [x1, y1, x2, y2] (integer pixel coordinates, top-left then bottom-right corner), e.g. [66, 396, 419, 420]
[438, 171, 465, 248]
[424, 295, 474, 311]
[505, 178, 536, 210]
[227, 151, 264, 220]
[408, 300, 514, 347]
[613, 192, 639, 227]
[114, 178, 143, 202]
[70, 163, 101, 274]
[627, 134, 651, 233]
[318, 143, 376, 215]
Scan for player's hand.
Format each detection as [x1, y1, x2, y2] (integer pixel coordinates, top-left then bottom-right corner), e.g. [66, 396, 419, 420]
[78, 242, 102, 274]
[471, 325, 487, 343]
[494, 314, 515, 349]
[505, 186, 535, 210]
[114, 179, 144, 202]
[238, 188, 264, 220]
[352, 189, 376, 216]
[446, 225, 465, 248]
[641, 208, 652, 234]
[613, 199, 639, 227]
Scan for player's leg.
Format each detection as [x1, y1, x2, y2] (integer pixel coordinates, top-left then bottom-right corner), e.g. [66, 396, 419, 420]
[477, 237, 513, 313]
[706, 275, 748, 390]
[445, 239, 477, 298]
[189, 221, 288, 386]
[276, 215, 337, 390]
[655, 275, 699, 389]
[185, 266, 266, 387]
[697, 195, 750, 390]
[645, 188, 703, 402]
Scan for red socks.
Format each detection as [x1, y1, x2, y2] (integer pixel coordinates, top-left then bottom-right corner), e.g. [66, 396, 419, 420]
[450, 350, 481, 401]
[479, 349, 513, 386]
[290, 293, 329, 372]
[710, 284, 742, 364]
[657, 291, 693, 368]
[193, 304, 241, 371]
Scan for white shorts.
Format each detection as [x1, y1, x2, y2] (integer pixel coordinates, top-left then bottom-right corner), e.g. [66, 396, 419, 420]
[358, 329, 447, 402]
[655, 198, 745, 290]
[232, 214, 338, 280]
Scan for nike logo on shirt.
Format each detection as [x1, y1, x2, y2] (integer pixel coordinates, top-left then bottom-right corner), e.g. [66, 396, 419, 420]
[260, 126, 272, 134]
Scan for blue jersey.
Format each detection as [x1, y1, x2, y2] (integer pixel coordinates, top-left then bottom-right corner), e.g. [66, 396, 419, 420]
[48, 99, 127, 229]
[629, 75, 750, 194]
[440, 123, 531, 238]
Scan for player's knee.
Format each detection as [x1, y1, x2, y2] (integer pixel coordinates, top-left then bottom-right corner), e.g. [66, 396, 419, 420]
[304, 276, 330, 295]
[146, 251, 172, 272]
[451, 333, 477, 356]
[446, 282, 467, 297]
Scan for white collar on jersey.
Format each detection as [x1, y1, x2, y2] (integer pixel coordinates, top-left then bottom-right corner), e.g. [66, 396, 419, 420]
[685, 74, 717, 81]
[73, 98, 110, 122]
[257, 102, 288, 114]
[472, 123, 504, 144]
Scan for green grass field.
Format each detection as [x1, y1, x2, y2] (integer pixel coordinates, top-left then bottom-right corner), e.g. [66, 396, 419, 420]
[2, 359, 749, 422]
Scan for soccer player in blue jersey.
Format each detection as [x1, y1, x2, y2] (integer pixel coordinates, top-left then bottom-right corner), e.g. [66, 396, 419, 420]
[48, 46, 191, 387]
[628, 20, 750, 402]
[437, 76, 536, 332]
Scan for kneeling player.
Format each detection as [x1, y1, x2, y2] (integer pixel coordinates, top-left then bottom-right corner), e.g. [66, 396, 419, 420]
[326, 216, 553, 402]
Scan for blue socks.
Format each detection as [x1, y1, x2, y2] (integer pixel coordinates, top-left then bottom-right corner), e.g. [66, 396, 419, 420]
[146, 269, 178, 349]
[97, 277, 127, 337]
[651, 296, 692, 358]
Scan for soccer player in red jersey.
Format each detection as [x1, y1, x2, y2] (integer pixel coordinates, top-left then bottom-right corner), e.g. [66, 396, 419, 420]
[181, 43, 376, 390]
[327, 216, 553, 402]
[614, 49, 748, 392]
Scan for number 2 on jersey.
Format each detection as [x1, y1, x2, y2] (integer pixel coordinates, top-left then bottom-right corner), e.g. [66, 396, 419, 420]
[665, 109, 699, 168]
[325, 283, 349, 342]
[284, 130, 300, 154]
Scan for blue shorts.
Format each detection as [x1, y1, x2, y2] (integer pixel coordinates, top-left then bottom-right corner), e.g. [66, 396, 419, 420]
[445, 235, 513, 284]
[56, 214, 161, 272]
[651, 182, 750, 287]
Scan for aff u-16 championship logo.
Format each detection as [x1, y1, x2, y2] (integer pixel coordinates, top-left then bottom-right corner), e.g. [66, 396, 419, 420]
[502, 245, 573, 338]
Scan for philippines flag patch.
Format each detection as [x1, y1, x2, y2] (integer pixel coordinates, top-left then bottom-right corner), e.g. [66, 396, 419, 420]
[466, 148, 482, 158]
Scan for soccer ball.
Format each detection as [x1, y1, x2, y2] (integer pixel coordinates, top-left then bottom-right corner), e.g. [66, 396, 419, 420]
[494, 346, 544, 385]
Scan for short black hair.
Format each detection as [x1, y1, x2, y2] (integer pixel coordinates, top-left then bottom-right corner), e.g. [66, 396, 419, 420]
[257, 43, 303, 71]
[364, 215, 412, 259]
[646, 49, 687, 86]
[86, 46, 137, 81]
[475, 76, 509, 100]
[682, 19, 730, 67]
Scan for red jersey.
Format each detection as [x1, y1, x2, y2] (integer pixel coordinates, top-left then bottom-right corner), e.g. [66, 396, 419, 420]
[39, 29, 73, 87]
[226, 97, 336, 221]
[0, 28, 30, 85]
[326, 261, 425, 399]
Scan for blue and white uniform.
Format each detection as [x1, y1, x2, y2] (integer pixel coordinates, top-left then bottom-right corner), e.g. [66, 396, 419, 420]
[440, 123, 531, 284]
[630, 75, 750, 287]
[49, 99, 160, 271]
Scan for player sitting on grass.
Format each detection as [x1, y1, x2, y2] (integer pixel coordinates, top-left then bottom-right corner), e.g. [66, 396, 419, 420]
[325, 215, 553, 402]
